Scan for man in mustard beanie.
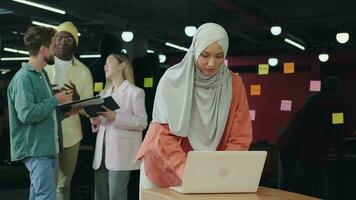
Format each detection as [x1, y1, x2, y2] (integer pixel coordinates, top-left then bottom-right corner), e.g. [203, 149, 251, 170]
[45, 21, 93, 200]
[57, 21, 79, 46]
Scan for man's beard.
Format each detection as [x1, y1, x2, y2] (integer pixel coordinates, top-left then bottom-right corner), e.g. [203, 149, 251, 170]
[45, 55, 55, 65]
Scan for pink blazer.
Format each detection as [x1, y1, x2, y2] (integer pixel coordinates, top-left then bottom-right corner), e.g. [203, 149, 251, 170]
[92, 80, 148, 170]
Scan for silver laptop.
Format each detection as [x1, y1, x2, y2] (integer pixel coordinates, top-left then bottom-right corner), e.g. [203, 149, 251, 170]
[170, 151, 267, 193]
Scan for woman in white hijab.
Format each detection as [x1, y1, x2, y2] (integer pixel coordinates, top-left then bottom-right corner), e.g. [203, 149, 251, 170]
[136, 23, 252, 190]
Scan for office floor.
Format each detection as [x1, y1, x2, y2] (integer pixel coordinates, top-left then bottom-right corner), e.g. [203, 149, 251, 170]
[0, 189, 28, 200]
[0, 155, 139, 200]
[0, 154, 93, 200]
[0, 162, 28, 200]
[0, 154, 134, 200]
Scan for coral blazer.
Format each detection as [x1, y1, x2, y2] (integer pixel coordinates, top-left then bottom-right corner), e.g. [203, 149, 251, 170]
[93, 80, 148, 170]
[136, 73, 252, 187]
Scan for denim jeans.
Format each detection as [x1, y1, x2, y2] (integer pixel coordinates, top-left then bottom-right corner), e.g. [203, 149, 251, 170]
[24, 157, 56, 200]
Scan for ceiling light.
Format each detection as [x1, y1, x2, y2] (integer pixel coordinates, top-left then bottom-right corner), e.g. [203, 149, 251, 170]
[158, 54, 166, 63]
[79, 54, 101, 58]
[268, 57, 278, 66]
[336, 32, 349, 44]
[32, 20, 57, 29]
[184, 26, 197, 37]
[147, 49, 155, 53]
[0, 8, 13, 15]
[31, 21, 81, 36]
[4, 47, 17, 53]
[121, 31, 134, 42]
[318, 53, 329, 62]
[121, 49, 127, 54]
[12, 0, 65, 14]
[0, 69, 11, 75]
[284, 38, 305, 50]
[4, 47, 29, 55]
[0, 57, 29, 61]
[165, 42, 189, 52]
[270, 26, 282, 36]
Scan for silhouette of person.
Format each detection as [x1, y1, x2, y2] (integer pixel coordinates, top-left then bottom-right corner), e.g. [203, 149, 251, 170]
[278, 76, 348, 199]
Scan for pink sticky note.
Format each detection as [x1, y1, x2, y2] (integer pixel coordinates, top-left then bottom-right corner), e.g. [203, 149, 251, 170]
[310, 80, 321, 92]
[249, 110, 256, 121]
[280, 100, 292, 111]
[224, 59, 229, 66]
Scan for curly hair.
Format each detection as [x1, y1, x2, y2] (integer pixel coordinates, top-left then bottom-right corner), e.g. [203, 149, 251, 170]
[24, 26, 56, 56]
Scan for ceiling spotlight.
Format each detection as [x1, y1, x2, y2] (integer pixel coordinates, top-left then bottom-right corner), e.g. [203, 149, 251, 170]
[121, 31, 134, 42]
[268, 57, 278, 66]
[318, 53, 329, 62]
[184, 26, 197, 37]
[270, 26, 282, 36]
[336, 32, 349, 44]
[121, 49, 127, 54]
[158, 54, 166, 63]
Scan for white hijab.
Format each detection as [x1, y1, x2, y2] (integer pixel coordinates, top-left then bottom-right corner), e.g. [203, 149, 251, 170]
[152, 23, 232, 150]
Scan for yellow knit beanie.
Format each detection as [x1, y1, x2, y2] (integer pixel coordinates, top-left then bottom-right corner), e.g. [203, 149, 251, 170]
[57, 21, 79, 46]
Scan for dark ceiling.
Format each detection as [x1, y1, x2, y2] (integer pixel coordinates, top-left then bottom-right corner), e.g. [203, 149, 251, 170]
[0, 0, 356, 60]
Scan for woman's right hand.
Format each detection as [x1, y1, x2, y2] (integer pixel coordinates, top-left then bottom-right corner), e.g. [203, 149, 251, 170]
[90, 117, 100, 133]
[90, 117, 99, 126]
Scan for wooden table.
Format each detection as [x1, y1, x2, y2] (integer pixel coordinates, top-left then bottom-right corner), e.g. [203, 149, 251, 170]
[142, 186, 320, 200]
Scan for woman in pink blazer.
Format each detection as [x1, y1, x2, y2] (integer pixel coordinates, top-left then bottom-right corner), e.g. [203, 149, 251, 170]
[90, 53, 147, 200]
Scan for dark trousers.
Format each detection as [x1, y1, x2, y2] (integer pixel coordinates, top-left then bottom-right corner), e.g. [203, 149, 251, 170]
[280, 153, 329, 199]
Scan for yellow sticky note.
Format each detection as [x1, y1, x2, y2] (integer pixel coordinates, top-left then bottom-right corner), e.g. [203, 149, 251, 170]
[284, 62, 295, 74]
[94, 82, 103, 92]
[332, 113, 344, 124]
[258, 64, 269, 75]
[144, 77, 153, 88]
[250, 84, 261, 96]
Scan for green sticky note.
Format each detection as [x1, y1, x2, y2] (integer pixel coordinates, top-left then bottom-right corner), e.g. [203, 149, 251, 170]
[94, 82, 103, 92]
[144, 77, 153, 88]
[332, 113, 344, 124]
[258, 64, 269, 75]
